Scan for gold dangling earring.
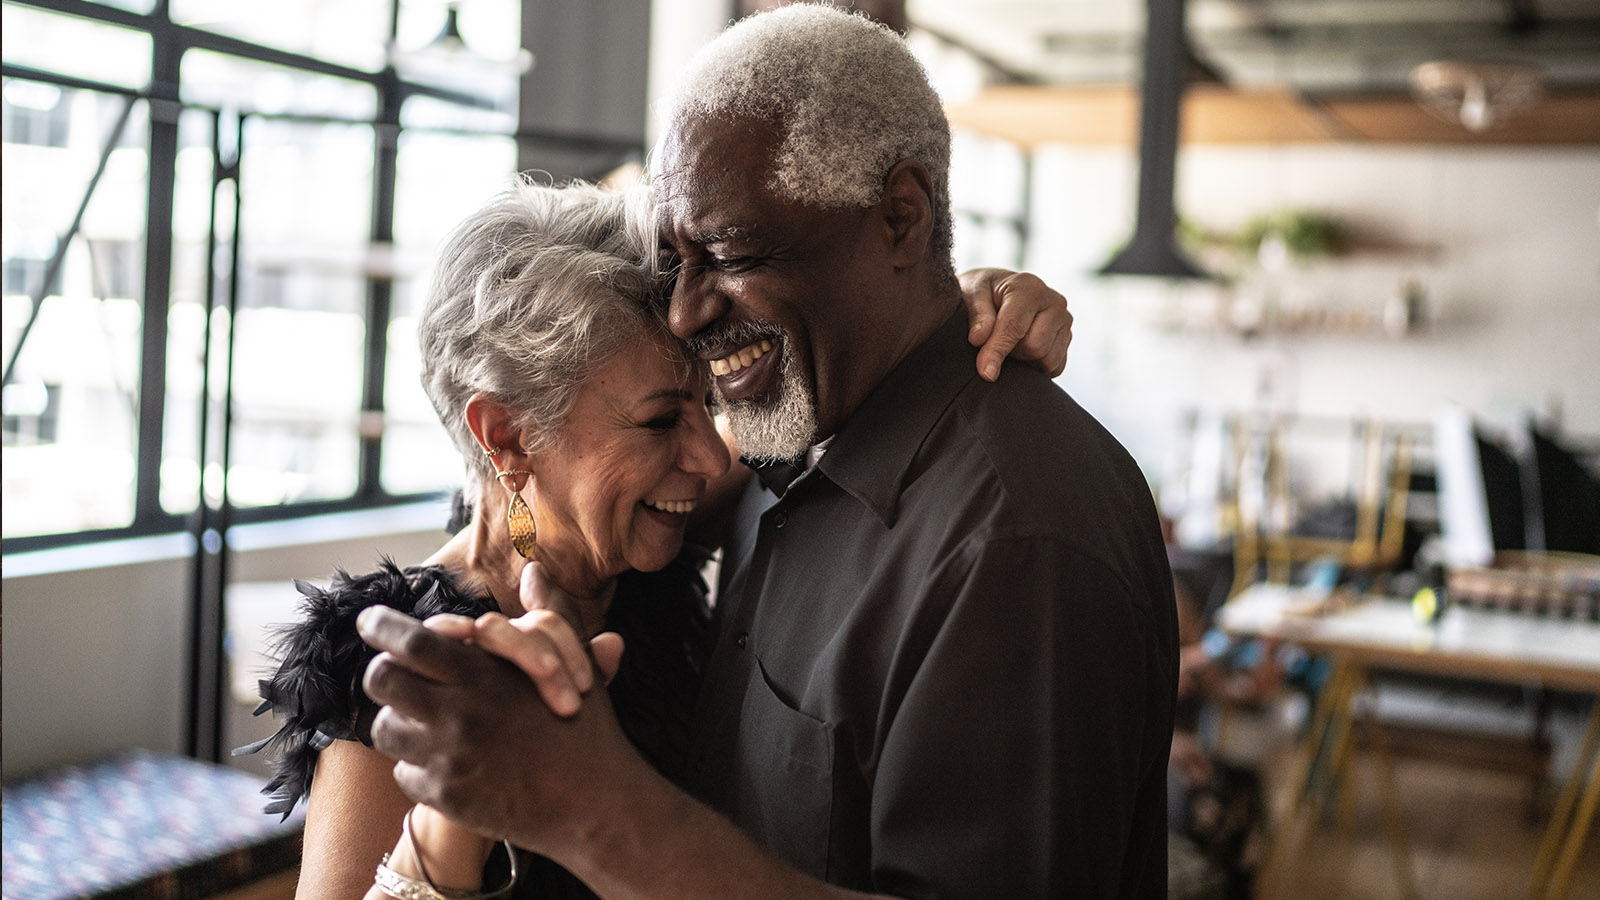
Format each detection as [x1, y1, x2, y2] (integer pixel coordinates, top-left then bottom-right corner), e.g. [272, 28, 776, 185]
[486, 446, 537, 558]
[506, 484, 537, 558]
[498, 469, 538, 558]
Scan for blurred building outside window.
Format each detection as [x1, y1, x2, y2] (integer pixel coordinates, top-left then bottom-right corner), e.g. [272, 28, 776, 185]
[2, 0, 520, 546]
[3, 79, 151, 536]
[382, 123, 516, 495]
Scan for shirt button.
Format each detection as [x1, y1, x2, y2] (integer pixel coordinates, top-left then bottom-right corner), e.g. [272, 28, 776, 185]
[736, 631, 749, 650]
[774, 511, 787, 528]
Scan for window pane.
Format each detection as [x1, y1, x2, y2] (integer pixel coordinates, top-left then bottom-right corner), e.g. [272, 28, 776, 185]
[84, 0, 155, 13]
[222, 116, 374, 508]
[381, 126, 516, 495]
[159, 109, 223, 516]
[397, 92, 515, 135]
[0, 3, 151, 92]
[2, 91, 150, 538]
[171, 0, 391, 72]
[180, 50, 378, 120]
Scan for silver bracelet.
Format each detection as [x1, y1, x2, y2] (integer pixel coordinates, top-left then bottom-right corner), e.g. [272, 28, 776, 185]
[374, 807, 519, 900]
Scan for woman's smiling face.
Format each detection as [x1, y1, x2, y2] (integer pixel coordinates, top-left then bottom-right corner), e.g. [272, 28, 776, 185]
[528, 324, 729, 591]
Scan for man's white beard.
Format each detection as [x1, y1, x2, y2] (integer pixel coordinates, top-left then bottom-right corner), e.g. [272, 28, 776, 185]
[722, 337, 817, 463]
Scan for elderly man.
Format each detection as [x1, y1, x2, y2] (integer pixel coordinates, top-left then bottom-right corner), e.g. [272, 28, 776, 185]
[361, 6, 1175, 898]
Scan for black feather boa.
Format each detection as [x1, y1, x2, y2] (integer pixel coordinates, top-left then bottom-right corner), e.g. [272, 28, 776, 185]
[236, 549, 713, 825]
[235, 558, 498, 819]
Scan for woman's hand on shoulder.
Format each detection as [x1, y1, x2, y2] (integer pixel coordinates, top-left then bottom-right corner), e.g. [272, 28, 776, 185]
[959, 268, 1073, 382]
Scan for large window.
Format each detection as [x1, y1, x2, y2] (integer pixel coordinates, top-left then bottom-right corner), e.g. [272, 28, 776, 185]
[2, 85, 152, 536]
[1, 0, 522, 548]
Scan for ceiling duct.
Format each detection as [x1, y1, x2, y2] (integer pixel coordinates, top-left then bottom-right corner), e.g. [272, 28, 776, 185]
[1098, 0, 1208, 279]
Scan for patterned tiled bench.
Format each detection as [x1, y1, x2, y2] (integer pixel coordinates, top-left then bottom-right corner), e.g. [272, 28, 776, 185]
[3, 750, 302, 900]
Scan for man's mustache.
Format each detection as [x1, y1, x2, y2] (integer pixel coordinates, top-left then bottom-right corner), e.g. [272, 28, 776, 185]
[685, 320, 784, 357]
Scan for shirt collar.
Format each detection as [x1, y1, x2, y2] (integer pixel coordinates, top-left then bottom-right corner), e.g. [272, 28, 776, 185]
[813, 305, 974, 527]
[740, 439, 831, 499]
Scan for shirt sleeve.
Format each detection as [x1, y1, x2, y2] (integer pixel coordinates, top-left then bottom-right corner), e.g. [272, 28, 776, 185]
[868, 535, 1173, 900]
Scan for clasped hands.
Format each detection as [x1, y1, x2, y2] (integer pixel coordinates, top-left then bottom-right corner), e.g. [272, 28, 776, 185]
[357, 561, 631, 858]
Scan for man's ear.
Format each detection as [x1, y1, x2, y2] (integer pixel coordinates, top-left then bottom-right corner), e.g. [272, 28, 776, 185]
[878, 159, 936, 268]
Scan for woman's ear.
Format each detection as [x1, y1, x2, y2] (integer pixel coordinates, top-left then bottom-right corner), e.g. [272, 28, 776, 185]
[464, 392, 534, 480]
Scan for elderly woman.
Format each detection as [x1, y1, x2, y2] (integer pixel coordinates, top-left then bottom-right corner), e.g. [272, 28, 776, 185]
[246, 179, 1071, 899]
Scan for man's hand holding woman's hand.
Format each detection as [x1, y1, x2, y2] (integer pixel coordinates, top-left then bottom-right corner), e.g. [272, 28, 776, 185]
[417, 561, 623, 718]
[359, 593, 639, 855]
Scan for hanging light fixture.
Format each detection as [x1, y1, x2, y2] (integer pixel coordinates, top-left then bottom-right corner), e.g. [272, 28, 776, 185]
[1097, 0, 1209, 280]
[424, 4, 470, 56]
[389, 2, 533, 88]
[1409, 60, 1543, 133]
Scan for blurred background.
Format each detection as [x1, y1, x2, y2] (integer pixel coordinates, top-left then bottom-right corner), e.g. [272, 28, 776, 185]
[3, 1, 1597, 898]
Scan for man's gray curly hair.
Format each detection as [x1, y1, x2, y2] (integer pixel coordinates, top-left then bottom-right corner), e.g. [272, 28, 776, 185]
[419, 178, 668, 504]
[665, 3, 954, 263]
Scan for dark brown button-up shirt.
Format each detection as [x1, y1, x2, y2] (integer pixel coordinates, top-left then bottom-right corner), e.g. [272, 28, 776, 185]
[690, 308, 1177, 899]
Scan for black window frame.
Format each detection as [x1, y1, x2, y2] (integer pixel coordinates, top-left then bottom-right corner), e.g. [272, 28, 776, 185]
[3, 0, 648, 764]
[0, 0, 527, 554]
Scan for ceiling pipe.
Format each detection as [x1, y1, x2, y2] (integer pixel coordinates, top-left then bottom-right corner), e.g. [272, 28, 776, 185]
[1099, 0, 1209, 279]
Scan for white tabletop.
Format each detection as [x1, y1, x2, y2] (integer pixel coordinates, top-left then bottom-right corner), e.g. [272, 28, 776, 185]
[1219, 583, 1600, 691]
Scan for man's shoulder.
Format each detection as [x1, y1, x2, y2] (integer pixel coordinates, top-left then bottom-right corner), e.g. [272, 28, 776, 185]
[828, 308, 1159, 563]
[899, 359, 1168, 581]
[943, 363, 1146, 511]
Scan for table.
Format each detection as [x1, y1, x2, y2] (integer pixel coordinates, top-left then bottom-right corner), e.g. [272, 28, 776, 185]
[1218, 584, 1600, 900]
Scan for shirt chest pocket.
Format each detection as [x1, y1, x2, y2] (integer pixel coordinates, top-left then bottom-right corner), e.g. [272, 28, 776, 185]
[728, 655, 836, 878]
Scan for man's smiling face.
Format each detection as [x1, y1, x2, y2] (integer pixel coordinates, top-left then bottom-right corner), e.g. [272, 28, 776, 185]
[654, 114, 894, 462]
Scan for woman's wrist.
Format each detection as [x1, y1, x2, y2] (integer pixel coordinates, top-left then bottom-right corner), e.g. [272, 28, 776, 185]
[384, 805, 494, 891]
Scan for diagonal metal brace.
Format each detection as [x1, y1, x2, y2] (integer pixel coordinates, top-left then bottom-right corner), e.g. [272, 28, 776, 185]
[2, 92, 137, 389]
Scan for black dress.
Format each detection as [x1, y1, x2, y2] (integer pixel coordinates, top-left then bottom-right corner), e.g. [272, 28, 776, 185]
[238, 547, 713, 899]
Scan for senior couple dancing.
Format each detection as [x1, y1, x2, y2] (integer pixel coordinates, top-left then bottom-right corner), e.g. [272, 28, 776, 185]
[253, 6, 1177, 899]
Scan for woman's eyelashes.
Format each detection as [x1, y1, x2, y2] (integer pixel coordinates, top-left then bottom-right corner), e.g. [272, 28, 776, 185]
[642, 410, 683, 433]
[643, 393, 716, 434]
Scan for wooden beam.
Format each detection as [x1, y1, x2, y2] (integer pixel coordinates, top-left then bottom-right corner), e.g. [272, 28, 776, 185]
[945, 85, 1141, 147]
[1319, 91, 1600, 144]
[945, 84, 1600, 147]
[1185, 87, 1337, 143]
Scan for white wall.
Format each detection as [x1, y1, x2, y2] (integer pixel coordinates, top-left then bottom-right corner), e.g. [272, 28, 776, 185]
[2, 540, 191, 780]
[1016, 143, 1600, 498]
[2, 501, 451, 779]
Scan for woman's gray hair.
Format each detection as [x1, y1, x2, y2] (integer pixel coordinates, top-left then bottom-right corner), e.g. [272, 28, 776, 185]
[419, 178, 666, 503]
[663, 3, 953, 262]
